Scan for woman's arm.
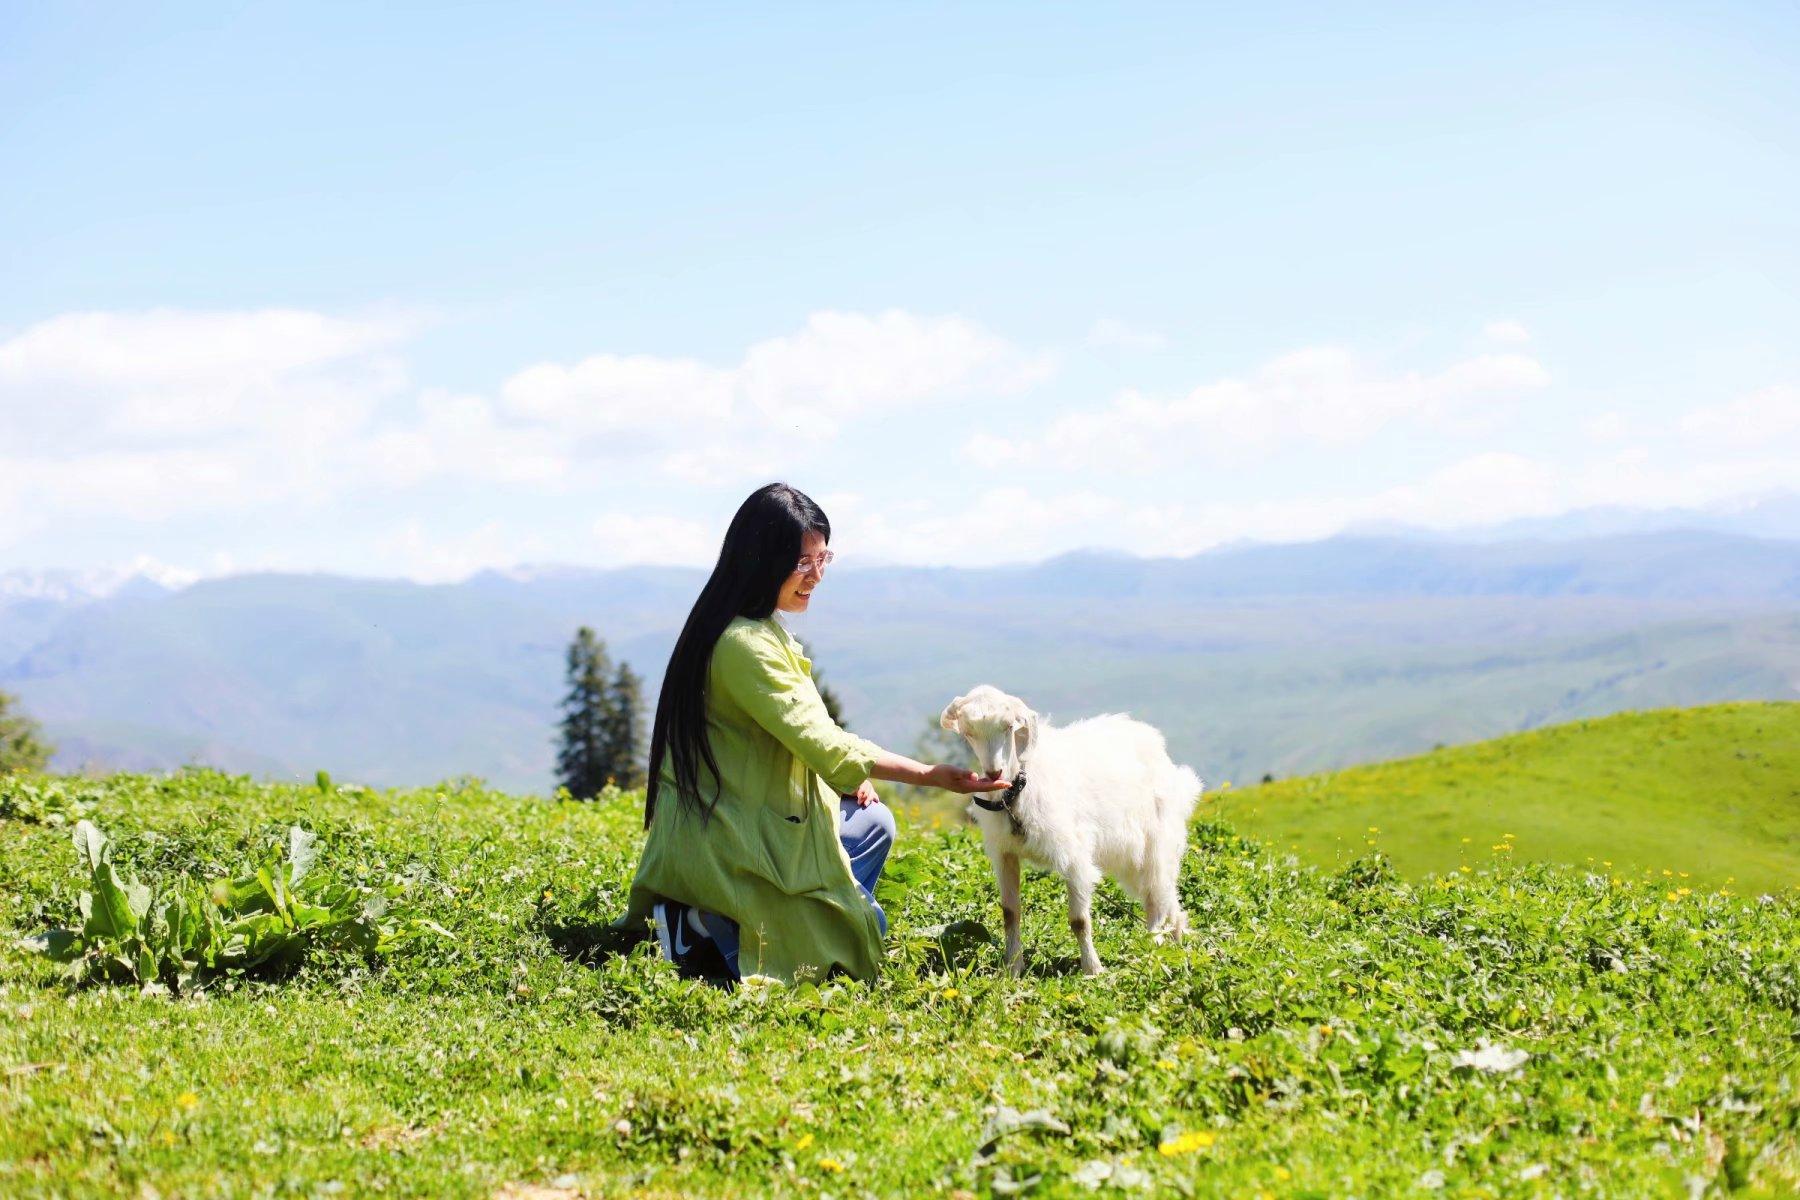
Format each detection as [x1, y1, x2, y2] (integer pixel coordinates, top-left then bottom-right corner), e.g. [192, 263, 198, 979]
[712, 625, 1009, 797]
[868, 748, 1009, 794]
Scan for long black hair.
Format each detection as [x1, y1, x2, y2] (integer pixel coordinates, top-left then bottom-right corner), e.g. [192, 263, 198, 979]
[644, 483, 830, 827]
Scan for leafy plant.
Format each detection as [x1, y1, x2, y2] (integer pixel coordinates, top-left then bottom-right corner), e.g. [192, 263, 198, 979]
[0, 774, 97, 825]
[23, 819, 447, 992]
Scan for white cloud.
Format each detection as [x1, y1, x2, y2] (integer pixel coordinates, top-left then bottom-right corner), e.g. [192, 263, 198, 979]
[0, 305, 1044, 549]
[5, 302, 1791, 578]
[589, 513, 719, 567]
[0, 307, 414, 446]
[378, 520, 556, 584]
[1584, 411, 1631, 441]
[659, 442, 791, 487]
[737, 310, 1052, 430]
[1085, 318, 1168, 351]
[1483, 319, 1531, 344]
[838, 487, 1131, 565]
[500, 354, 734, 436]
[973, 345, 1550, 468]
[502, 309, 1052, 445]
[347, 390, 572, 487]
[1678, 385, 1800, 448]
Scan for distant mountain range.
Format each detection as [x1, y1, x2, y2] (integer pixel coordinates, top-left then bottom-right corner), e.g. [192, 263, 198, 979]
[3, 528, 1797, 793]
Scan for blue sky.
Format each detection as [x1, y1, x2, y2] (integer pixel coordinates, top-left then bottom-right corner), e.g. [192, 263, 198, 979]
[3, 3, 1797, 579]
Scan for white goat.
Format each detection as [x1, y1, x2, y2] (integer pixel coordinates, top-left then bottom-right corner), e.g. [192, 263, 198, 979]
[940, 685, 1203, 976]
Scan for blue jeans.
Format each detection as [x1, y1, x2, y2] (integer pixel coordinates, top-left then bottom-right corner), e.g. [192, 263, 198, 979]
[702, 797, 895, 978]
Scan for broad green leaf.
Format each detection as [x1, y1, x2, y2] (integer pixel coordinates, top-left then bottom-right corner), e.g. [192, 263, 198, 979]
[221, 913, 297, 968]
[287, 826, 319, 887]
[125, 878, 152, 923]
[215, 873, 268, 913]
[71, 820, 108, 872]
[85, 863, 139, 941]
[287, 902, 335, 928]
[136, 945, 157, 983]
[254, 867, 293, 925]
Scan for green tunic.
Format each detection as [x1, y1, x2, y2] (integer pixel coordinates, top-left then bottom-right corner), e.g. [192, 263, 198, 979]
[621, 614, 886, 983]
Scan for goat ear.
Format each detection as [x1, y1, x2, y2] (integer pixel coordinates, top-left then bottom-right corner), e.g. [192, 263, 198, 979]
[939, 697, 965, 732]
[1023, 712, 1041, 748]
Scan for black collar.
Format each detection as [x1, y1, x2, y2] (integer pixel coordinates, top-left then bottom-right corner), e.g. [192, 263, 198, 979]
[971, 770, 1027, 836]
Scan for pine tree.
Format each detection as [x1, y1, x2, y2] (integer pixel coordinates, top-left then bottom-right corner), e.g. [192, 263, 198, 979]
[556, 627, 615, 800]
[0, 690, 54, 774]
[601, 661, 646, 789]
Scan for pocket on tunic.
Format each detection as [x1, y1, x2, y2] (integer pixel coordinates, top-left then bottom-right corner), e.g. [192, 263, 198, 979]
[753, 801, 833, 894]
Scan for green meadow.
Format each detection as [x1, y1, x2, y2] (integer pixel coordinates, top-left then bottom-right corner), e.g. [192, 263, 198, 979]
[1215, 703, 1800, 895]
[2, 706, 1798, 1197]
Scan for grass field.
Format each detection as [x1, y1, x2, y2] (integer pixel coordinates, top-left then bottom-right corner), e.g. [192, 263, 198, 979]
[2, 711, 1798, 1197]
[1214, 702, 1800, 894]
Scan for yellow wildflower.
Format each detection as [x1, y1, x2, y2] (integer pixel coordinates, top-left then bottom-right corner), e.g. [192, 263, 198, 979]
[1156, 1058, 1177, 1070]
[176, 1092, 199, 1111]
[818, 1157, 845, 1173]
[1666, 891, 1679, 901]
[1274, 1166, 1293, 1181]
[1159, 1130, 1216, 1156]
[793, 1132, 815, 1152]
[941, 987, 960, 1000]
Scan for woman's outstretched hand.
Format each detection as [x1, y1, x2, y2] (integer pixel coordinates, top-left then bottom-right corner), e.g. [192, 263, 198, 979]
[867, 749, 1012, 794]
[928, 763, 1012, 794]
[851, 779, 881, 808]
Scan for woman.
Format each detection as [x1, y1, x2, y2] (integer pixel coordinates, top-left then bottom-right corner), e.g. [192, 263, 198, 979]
[619, 483, 1008, 984]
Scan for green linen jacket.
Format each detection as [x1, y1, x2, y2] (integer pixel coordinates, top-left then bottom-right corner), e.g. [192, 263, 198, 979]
[621, 614, 886, 983]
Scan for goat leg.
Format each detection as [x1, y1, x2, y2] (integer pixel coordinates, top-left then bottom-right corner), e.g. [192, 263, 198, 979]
[1066, 867, 1103, 976]
[998, 852, 1023, 976]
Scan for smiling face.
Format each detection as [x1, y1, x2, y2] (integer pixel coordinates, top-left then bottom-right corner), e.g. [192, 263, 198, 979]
[939, 685, 1039, 781]
[775, 529, 829, 613]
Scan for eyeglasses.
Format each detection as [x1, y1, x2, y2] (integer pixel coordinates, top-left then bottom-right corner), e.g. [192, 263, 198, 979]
[793, 550, 835, 575]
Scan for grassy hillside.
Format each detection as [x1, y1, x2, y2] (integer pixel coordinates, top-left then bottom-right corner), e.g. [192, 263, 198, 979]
[3, 759, 1798, 1196]
[1216, 703, 1800, 894]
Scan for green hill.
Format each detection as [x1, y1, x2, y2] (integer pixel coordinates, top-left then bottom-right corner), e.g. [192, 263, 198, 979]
[1215, 702, 1800, 894]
